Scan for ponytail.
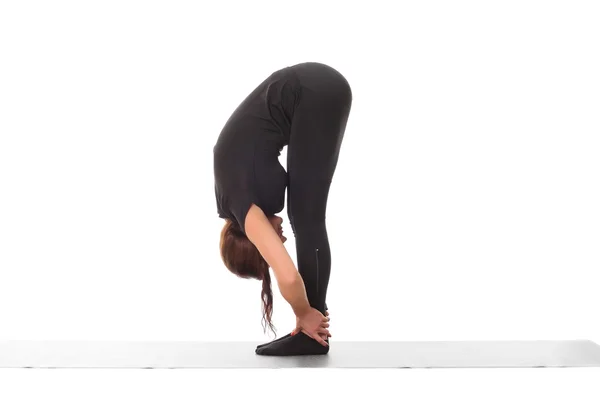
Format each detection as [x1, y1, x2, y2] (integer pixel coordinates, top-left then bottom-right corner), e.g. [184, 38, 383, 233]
[260, 266, 276, 337]
[220, 218, 277, 337]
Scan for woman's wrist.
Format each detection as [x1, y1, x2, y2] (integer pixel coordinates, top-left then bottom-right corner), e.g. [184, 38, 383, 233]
[282, 274, 311, 317]
[293, 301, 311, 318]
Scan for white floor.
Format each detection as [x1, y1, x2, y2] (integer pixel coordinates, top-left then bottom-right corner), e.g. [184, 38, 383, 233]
[1, 340, 599, 369]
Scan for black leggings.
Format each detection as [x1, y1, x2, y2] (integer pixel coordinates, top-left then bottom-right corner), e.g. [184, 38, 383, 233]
[285, 63, 352, 314]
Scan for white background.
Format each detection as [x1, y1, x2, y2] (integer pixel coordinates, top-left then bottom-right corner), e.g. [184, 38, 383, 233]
[1, 0, 598, 398]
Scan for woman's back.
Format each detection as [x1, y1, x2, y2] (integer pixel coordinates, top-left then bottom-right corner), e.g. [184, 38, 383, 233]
[213, 65, 301, 234]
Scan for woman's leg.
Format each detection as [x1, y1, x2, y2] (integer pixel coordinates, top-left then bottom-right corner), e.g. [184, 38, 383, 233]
[256, 63, 352, 356]
[287, 64, 352, 316]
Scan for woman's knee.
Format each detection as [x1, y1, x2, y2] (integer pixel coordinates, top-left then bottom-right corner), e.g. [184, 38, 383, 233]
[288, 216, 326, 236]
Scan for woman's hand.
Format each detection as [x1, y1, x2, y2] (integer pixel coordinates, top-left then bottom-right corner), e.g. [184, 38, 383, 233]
[292, 308, 331, 346]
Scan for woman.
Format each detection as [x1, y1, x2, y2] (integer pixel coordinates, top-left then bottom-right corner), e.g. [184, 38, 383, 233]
[213, 61, 352, 356]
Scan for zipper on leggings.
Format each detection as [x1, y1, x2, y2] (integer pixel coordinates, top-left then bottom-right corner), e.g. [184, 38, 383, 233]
[315, 248, 320, 297]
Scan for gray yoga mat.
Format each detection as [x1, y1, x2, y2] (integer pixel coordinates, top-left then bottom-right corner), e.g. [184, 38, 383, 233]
[1, 340, 599, 368]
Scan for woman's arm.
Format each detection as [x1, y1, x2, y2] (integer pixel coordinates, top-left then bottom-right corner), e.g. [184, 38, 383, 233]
[244, 203, 311, 317]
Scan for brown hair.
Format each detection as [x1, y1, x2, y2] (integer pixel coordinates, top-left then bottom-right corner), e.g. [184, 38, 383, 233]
[219, 218, 276, 336]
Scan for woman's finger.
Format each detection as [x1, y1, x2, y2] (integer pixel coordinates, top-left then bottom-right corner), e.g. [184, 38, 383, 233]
[318, 328, 330, 336]
[314, 335, 329, 347]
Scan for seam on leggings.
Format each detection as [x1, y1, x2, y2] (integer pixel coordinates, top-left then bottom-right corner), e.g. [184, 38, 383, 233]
[290, 69, 303, 111]
[315, 248, 320, 299]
